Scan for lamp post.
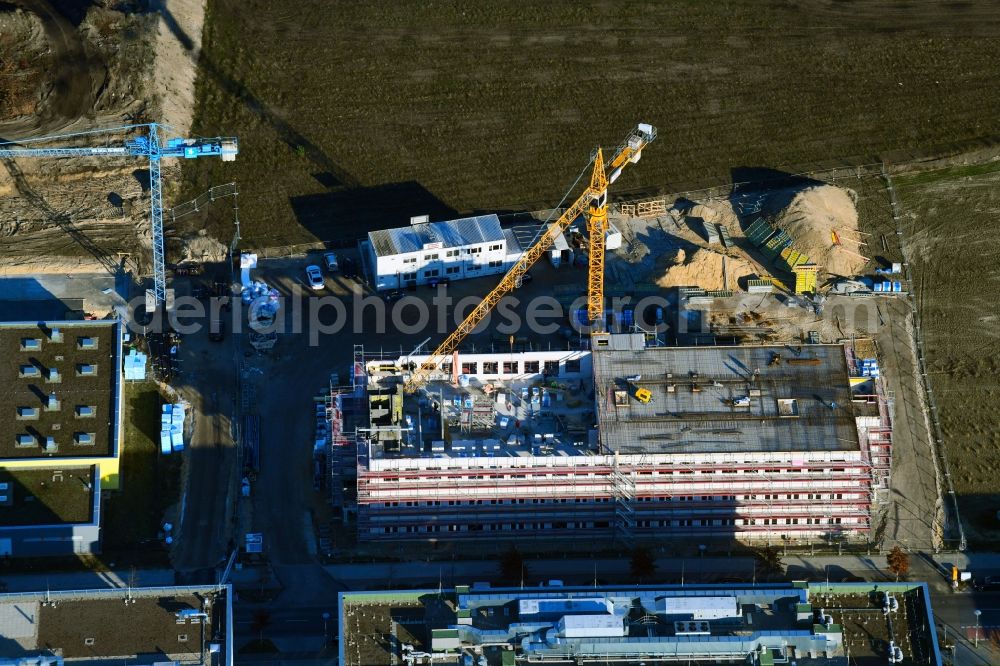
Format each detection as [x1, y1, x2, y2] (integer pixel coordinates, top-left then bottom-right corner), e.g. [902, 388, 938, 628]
[323, 612, 331, 645]
[974, 609, 982, 648]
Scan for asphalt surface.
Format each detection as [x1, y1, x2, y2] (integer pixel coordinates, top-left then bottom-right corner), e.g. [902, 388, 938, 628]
[243, 254, 585, 564]
[170, 277, 240, 572]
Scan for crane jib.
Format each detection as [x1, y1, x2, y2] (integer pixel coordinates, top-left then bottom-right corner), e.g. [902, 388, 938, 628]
[0, 147, 130, 158]
[403, 123, 655, 393]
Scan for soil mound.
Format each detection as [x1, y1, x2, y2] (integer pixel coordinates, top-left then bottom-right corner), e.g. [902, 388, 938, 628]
[656, 247, 756, 291]
[772, 185, 866, 276]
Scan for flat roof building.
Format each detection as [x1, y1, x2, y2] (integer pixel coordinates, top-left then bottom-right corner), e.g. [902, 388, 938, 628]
[0, 320, 123, 479]
[0, 584, 233, 665]
[0, 319, 123, 556]
[0, 465, 101, 556]
[346, 340, 892, 544]
[592, 344, 859, 455]
[340, 582, 942, 665]
[363, 214, 515, 291]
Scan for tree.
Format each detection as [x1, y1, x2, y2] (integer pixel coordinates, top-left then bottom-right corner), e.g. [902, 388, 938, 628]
[629, 547, 657, 582]
[499, 546, 528, 585]
[754, 546, 784, 580]
[886, 546, 910, 581]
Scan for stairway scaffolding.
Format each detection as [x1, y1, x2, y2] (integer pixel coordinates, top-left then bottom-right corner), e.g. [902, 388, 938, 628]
[611, 455, 637, 541]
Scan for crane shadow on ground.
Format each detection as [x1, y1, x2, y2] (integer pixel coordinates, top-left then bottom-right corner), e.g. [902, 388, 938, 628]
[0, 155, 128, 277]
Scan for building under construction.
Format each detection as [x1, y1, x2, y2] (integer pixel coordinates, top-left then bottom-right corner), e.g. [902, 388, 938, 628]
[340, 336, 892, 545]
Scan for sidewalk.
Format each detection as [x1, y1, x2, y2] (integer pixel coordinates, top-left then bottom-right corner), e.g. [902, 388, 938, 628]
[0, 567, 175, 593]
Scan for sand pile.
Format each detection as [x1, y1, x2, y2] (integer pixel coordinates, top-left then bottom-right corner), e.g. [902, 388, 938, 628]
[656, 248, 756, 291]
[772, 185, 866, 276]
[181, 232, 228, 262]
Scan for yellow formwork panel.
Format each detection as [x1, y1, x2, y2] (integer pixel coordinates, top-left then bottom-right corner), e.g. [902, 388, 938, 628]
[792, 264, 818, 294]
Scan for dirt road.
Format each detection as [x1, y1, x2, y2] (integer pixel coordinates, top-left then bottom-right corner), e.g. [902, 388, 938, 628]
[876, 297, 942, 550]
[0, 1, 106, 139]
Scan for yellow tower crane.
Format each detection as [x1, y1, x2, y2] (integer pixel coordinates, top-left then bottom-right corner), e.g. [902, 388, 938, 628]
[403, 122, 656, 393]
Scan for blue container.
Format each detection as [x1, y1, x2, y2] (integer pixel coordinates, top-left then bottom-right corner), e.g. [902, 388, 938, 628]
[874, 283, 883, 292]
[893, 281, 902, 292]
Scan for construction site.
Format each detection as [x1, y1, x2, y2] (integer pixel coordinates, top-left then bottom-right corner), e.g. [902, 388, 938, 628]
[306, 123, 920, 552]
[332, 335, 893, 546]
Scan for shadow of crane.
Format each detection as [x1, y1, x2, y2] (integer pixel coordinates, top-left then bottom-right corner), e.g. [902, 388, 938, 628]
[0, 156, 129, 278]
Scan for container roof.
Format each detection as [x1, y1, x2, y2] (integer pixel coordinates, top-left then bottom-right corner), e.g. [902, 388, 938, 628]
[369, 214, 503, 257]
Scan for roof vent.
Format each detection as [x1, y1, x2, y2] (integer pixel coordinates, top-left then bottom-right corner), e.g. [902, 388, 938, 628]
[84, 638, 95, 646]
[15, 434, 35, 448]
[21, 338, 41, 351]
[77, 336, 98, 350]
[50, 328, 63, 343]
[48, 367, 60, 383]
[410, 214, 430, 226]
[46, 393, 60, 411]
[77, 364, 96, 377]
[44, 437, 57, 452]
[74, 432, 95, 446]
[17, 406, 39, 420]
[76, 405, 96, 418]
[19, 365, 41, 378]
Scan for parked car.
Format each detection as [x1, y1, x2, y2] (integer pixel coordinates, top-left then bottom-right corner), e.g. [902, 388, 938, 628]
[305, 265, 325, 290]
[384, 289, 404, 301]
[323, 252, 339, 273]
[341, 257, 357, 278]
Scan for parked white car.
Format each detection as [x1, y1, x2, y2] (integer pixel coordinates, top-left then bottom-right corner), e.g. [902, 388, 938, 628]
[305, 264, 325, 290]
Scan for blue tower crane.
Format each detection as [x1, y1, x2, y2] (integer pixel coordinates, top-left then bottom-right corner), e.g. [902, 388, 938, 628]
[0, 123, 238, 307]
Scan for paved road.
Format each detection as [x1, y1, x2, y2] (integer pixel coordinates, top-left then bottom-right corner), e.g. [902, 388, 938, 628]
[171, 276, 240, 572]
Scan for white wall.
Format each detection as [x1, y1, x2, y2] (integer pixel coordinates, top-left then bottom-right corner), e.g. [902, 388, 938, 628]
[373, 240, 508, 290]
[397, 350, 591, 382]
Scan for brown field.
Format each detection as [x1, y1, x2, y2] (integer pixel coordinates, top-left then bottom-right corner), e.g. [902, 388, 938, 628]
[896, 162, 1000, 546]
[182, 0, 1000, 249]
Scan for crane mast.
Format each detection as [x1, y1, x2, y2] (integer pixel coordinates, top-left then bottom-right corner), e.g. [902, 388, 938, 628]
[0, 123, 237, 308]
[586, 147, 609, 331]
[403, 122, 655, 393]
